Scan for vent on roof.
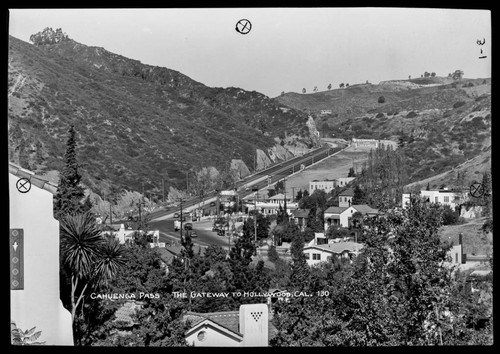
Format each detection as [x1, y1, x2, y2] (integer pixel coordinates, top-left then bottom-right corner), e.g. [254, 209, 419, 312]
[250, 311, 262, 322]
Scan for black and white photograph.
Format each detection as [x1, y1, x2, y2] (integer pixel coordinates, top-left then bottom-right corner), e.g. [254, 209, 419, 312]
[8, 8, 492, 346]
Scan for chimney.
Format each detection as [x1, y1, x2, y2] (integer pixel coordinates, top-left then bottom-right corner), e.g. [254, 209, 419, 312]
[239, 303, 268, 346]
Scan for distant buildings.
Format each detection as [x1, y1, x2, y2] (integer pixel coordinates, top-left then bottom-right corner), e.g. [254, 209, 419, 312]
[243, 192, 297, 216]
[289, 208, 310, 232]
[324, 204, 379, 229]
[402, 187, 469, 210]
[338, 188, 354, 207]
[100, 223, 160, 245]
[351, 138, 398, 150]
[309, 177, 355, 194]
[338, 177, 356, 187]
[309, 179, 337, 194]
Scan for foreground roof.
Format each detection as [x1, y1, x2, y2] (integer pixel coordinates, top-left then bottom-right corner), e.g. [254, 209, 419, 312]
[9, 162, 58, 195]
[185, 311, 241, 335]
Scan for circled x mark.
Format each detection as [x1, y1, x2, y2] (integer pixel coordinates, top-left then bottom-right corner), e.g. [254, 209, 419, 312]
[470, 182, 484, 198]
[236, 19, 252, 34]
[16, 178, 31, 193]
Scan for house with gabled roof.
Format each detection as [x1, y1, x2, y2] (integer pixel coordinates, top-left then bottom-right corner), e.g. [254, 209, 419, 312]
[289, 208, 310, 231]
[303, 235, 364, 266]
[338, 188, 355, 207]
[183, 303, 276, 346]
[324, 204, 379, 229]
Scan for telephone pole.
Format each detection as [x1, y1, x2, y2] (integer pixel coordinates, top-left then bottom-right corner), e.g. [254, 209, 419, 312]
[179, 198, 184, 243]
[252, 188, 259, 243]
[283, 177, 287, 219]
[162, 177, 165, 203]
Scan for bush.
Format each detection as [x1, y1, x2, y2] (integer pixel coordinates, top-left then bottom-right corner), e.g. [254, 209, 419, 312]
[453, 101, 466, 109]
[378, 96, 386, 103]
[375, 112, 385, 118]
[406, 111, 418, 118]
[267, 245, 279, 263]
[442, 204, 460, 225]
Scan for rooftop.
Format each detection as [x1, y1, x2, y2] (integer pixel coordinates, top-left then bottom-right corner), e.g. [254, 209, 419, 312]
[185, 311, 241, 335]
[339, 188, 354, 196]
[184, 307, 278, 339]
[269, 193, 291, 200]
[352, 204, 379, 214]
[9, 162, 58, 195]
[291, 208, 310, 218]
[305, 241, 364, 254]
[324, 206, 348, 214]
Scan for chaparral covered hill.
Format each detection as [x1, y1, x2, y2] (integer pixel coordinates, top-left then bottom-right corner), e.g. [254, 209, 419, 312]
[8, 28, 321, 196]
[274, 76, 491, 184]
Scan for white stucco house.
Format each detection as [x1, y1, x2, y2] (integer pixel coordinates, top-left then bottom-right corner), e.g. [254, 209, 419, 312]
[402, 188, 468, 210]
[309, 179, 337, 194]
[101, 223, 160, 244]
[324, 204, 379, 229]
[303, 234, 364, 266]
[337, 177, 355, 188]
[9, 162, 74, 345]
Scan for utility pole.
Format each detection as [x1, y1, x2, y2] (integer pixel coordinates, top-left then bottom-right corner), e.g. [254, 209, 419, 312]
[283, 177, 287, 220]
[162, 177, 165, 203]
[252, 188, 258, 244]
[292, 187, 295, 202]
[109, 201, 113, 225]
[138, 201, 142, 227]
[179, 198, 184, 243]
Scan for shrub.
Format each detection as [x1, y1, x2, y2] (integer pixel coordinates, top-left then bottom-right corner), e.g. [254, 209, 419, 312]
[267, 245, 279, 263]
[375, 112, 385, 118]
[406, 111, 418, 118]
[442, 204, 460, 225]
[378, 96, 386, 103]
[453, 101, 466, 109]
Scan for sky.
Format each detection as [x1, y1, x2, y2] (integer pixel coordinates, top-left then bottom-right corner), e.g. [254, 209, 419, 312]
[8, 8, 491, 98]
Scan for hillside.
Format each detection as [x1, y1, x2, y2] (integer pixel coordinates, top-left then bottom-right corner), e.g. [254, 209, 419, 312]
[8, 28, 320, 196]
[274, 77, 491, 184]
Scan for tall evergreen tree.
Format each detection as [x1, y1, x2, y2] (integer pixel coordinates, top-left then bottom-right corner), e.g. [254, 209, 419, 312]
[54, 125, 86, 220]
[481, 170, 492, 217]
[289, 231, 310, 289]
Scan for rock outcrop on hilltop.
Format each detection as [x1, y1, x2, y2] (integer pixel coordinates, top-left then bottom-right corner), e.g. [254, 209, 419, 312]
[30, 27, 69, 45]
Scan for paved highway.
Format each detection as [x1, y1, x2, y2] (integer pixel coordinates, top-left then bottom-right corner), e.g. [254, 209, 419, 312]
[147, 143, 348, 247]
[149, 144, 346, 221]
[150, 217, 236, 250]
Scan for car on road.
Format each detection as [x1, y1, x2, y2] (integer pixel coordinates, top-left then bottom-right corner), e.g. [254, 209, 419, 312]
[173, 212, 179, 218]
[210, 201, 216, 207]
[174, 217, 187, 231]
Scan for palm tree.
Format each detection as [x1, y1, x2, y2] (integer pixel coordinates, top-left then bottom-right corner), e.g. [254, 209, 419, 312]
[60, 212, 127, 323]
